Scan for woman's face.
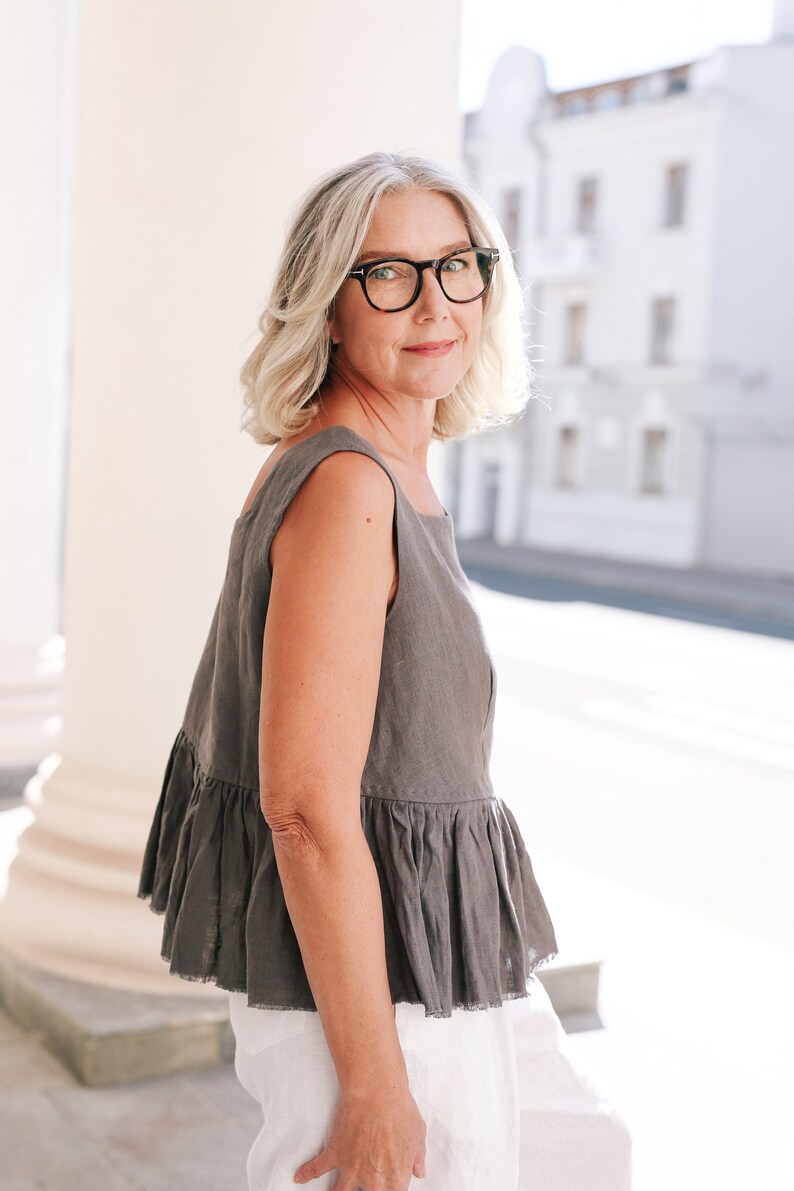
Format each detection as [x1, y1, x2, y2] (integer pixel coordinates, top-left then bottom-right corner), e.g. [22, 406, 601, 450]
[327, 188, 483, 405]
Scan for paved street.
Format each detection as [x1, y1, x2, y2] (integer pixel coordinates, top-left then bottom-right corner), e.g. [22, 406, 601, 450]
[472, 565, 794, 1191]
[1, 558, 793, 1190]
[456, 538, 794, 642]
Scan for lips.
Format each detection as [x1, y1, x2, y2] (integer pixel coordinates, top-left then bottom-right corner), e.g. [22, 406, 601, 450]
[404, 340, 456, 355]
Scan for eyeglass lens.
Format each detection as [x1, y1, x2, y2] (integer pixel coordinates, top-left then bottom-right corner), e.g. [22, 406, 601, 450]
[366, 249, 492, 310]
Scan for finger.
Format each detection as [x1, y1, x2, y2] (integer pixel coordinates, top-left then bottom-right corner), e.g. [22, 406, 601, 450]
[293, 1148, 334, 1183]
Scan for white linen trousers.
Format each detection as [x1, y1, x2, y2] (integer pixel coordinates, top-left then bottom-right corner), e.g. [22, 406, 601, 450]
[229, 975, 632, 1191]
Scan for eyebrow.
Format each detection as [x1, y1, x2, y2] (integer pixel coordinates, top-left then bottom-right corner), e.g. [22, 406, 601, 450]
[358, 241, 473, 262]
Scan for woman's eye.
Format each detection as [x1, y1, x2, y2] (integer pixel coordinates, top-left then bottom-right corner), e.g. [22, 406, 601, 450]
[370, 264, 403, 281]
[442, 257, 468, 272]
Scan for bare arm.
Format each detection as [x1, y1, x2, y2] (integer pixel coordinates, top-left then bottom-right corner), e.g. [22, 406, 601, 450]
[259, 449, 408, 1099]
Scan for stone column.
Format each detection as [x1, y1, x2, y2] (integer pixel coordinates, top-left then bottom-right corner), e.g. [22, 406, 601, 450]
[0, 0, 74, 787]
[0, 0, 463, 1001]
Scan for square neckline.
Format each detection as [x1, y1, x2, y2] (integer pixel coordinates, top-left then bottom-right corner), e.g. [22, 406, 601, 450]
[235, 425, 452, 529]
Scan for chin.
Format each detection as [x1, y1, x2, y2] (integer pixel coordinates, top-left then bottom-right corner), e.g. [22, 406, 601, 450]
[405, 381, 458, 402]
[401, 368, 463, 398]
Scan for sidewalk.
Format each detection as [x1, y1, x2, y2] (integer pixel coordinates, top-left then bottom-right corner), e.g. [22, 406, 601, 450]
[0, 1004, 258, 1190]
[456, 538, 794, 636]
[534, 849, 794, 1191]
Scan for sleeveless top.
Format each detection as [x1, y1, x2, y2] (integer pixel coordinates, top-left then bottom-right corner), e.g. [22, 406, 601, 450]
[138, 424, 559, 1018]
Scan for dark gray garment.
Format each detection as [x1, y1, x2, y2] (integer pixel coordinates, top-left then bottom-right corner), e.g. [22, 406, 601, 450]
[138, 424, 558, 1017]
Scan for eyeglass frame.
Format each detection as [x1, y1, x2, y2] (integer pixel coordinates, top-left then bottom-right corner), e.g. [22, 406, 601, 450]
[344, 246, 500, 313]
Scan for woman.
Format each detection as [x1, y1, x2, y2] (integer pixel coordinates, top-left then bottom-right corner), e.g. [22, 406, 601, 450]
[139, 151, 632, 1191]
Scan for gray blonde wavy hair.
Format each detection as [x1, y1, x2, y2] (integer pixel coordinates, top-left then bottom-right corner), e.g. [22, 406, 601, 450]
[239, 150, 538, 445]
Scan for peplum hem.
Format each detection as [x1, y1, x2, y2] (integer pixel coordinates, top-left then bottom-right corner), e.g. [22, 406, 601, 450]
[138, 726, 559, 1019]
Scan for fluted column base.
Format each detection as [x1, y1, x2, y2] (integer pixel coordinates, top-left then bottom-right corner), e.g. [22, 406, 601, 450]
[0, 751, 224, 999]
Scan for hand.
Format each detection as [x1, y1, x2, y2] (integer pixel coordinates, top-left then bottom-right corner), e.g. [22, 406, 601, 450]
[293, 1083, 427, 1190]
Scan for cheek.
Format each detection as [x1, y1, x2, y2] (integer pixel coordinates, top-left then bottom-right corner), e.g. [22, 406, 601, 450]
[462, 307, 483, 352]
[336, 303, 394, 361]
[355, 324, 403, 364]
[355, 317, 414, 364]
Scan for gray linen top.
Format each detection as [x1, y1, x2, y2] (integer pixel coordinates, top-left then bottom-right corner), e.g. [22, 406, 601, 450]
[138, 424, 558, 1017]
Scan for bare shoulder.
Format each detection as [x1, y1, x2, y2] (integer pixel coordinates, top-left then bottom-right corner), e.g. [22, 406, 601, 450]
[283, 448, 395, 532]
[305, 447, 394, 508]
[269, 448, 396, 575]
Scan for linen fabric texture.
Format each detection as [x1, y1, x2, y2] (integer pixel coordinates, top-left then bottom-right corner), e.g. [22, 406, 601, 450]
[138, 424, 559, 1018]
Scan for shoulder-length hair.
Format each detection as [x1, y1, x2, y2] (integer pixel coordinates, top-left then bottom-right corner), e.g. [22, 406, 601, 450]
[239, 150, 540, 445]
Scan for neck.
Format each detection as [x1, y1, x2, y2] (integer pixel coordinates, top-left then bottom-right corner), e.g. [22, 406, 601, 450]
[315, 368, 438, 473]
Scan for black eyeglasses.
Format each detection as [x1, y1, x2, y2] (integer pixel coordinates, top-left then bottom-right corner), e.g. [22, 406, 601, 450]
[345, 246, 499, 312]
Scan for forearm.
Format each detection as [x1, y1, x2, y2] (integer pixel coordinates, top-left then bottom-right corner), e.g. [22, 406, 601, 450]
[270, 817, 409, 1098]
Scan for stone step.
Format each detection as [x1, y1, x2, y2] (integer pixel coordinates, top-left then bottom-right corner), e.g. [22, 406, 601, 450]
[535, 953, 605, 1033]
[0, 952, 233, 1087]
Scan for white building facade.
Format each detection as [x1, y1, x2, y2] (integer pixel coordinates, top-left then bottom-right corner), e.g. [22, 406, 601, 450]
[454, 13, 794, 578]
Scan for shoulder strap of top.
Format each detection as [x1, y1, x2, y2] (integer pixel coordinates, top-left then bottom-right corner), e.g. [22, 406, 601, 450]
[253, 424, 420, 575]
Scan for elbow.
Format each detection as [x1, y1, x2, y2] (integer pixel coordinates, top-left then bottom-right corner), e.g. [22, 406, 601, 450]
[261, 802, 324, 861]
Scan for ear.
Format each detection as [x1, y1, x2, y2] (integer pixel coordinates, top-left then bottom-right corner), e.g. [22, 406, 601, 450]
[326, 309, 340, 350]
[326, 296, 338, 345]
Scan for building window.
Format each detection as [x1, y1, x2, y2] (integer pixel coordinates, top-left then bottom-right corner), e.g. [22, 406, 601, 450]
[576, 177, 598, 233]
[557, 425, 580, 488]
[565, 302, 587, 364]
[446, 440, 464, 522]
[503, 186, 522, 253]
[640, 427, 668, 494]
[664, 163, 687, 226]
[627, 79, 652, 104]
[482, 460, 500, 537]
[559, 96, 589, 117]
[649, 297, 674, 364]
[593, 89, 624, 111]
[667, 70, 689, 95]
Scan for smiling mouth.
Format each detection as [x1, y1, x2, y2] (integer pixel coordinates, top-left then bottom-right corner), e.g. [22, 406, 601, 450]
[404, 340, 457, 354]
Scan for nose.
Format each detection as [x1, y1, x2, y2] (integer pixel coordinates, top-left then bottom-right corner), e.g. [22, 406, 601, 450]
[414, 265, 450, 317]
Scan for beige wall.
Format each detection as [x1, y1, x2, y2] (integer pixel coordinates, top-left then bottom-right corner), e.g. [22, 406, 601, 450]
[67, 0, 463, 781]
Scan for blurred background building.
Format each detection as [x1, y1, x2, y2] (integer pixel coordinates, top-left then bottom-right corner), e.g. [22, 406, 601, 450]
[452, 9, 794, 578]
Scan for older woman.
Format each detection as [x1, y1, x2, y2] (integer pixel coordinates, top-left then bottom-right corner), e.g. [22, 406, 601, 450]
[139, 151, 632, 1191]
